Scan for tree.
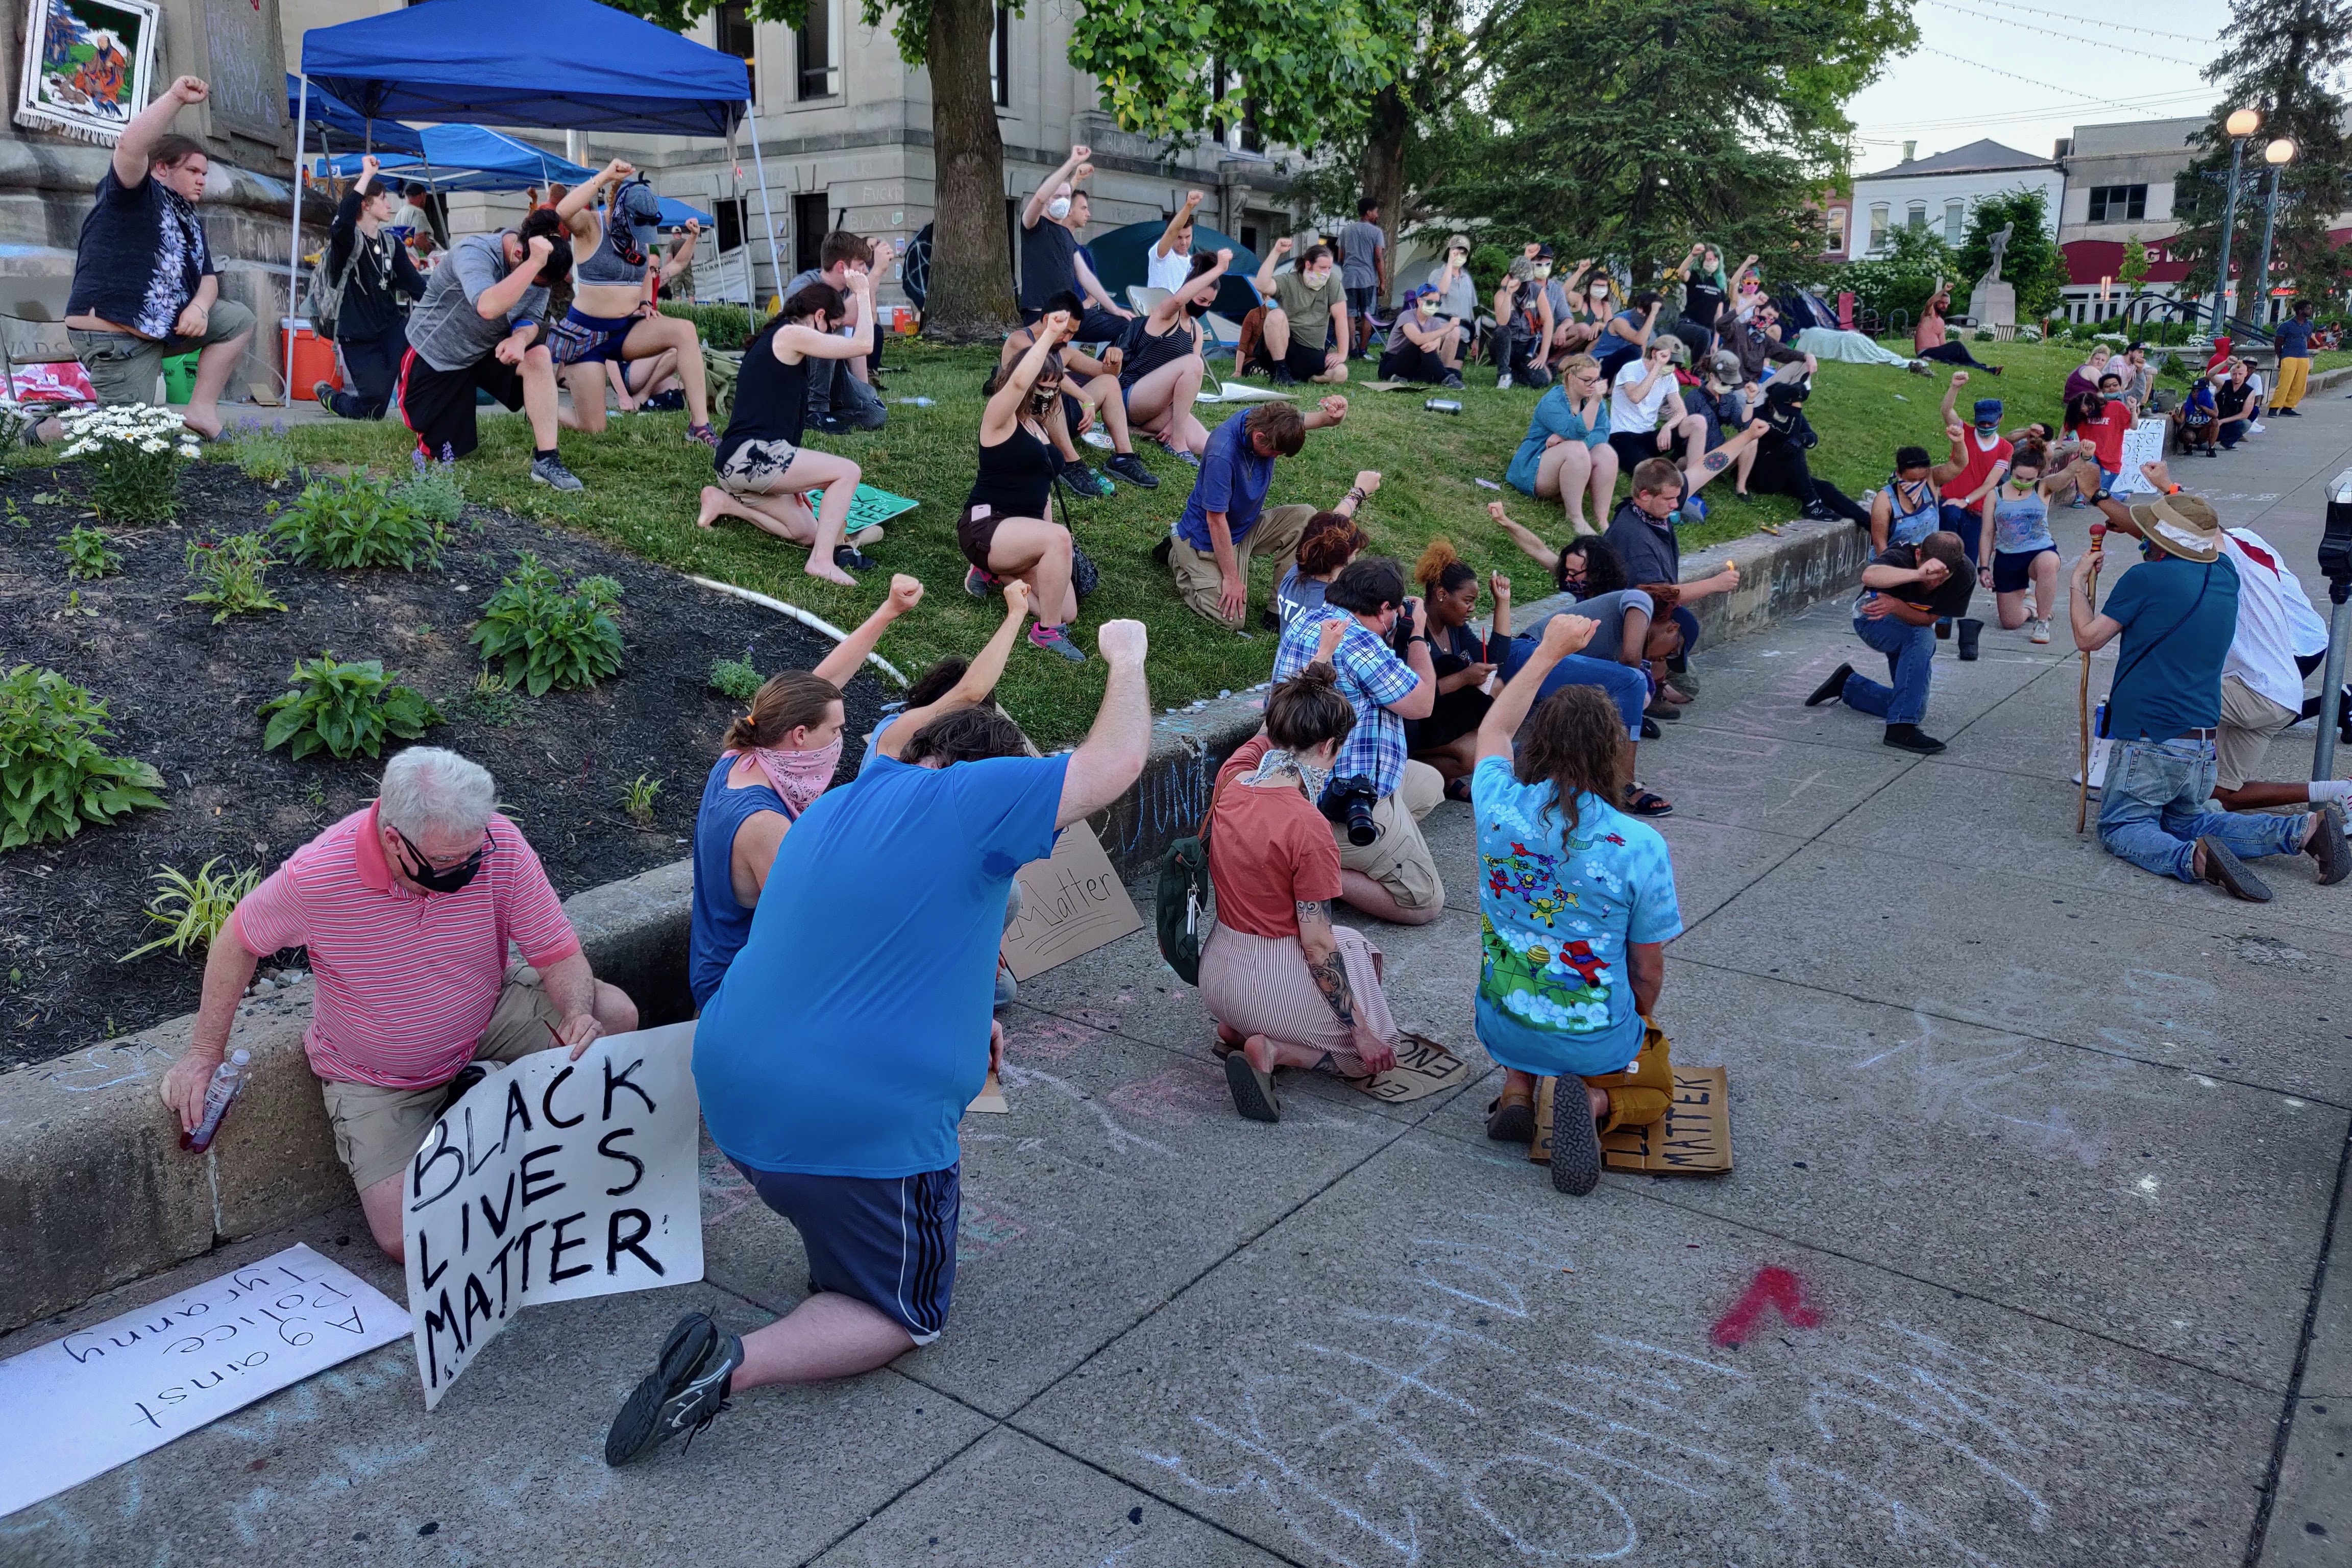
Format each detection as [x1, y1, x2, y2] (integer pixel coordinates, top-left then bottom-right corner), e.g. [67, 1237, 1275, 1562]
[1953, 186, 2065, 321]
[1841, 226, 1949, 336]
[2119, 233, 2152, 317]
[2167, 0, 2352, 318]
[1425, 0, 1913, 284]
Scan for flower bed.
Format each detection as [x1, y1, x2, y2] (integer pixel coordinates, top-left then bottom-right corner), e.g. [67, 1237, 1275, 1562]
[0, 459, 885, 1068]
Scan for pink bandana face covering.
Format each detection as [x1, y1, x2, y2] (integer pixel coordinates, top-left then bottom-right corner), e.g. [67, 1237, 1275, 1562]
[733, 734, 843, 813]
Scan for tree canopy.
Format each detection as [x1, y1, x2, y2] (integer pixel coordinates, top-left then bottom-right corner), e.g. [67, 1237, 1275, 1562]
[1955, 187, 2066, 322]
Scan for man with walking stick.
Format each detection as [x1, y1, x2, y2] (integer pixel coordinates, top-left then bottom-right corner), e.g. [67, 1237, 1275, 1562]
[2069, 462, 2348, 901]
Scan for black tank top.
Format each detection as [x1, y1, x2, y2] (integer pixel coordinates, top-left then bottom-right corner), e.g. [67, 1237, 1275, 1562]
[1119, 313, 1198, 387]
[717, 317, 811, 469]
[964, 418, 1056, 520]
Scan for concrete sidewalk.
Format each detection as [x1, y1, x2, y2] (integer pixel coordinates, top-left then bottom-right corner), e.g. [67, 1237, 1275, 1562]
[5, 404, 2348, 1567]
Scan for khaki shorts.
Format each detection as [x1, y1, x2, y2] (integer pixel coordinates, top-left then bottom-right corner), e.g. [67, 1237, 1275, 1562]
[318, 967, 567, 1191]
[1335, 760, 1446, 911]
[2215, 675, 2299, 791]
[70, 299, 257, 406]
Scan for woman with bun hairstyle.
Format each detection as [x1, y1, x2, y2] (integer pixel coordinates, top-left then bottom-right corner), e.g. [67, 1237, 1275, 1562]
[1271, 508, 1371, 633]
[1409, 537, 1511, 797]
[1204, 632, 1407, 1123]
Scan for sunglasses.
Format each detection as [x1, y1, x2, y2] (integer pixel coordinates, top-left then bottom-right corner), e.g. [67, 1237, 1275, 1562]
[395, 826, 492, 878]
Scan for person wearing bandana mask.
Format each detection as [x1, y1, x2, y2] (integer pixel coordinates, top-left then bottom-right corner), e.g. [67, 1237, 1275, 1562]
[157, 748, 639, 1264]
[1253, 237, 1352, 385]
[963, 312, 1090, 660]
[64, 74, 256, 441]
[997, 288, 1157, 492]
[549, 159, 718, 445]
[1202, 639, 1408, 1122]
[690, 574, 929, 1006]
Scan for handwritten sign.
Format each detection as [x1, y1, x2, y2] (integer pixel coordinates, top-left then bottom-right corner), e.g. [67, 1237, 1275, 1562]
[2111, 419, 2169, 496]
[196, 0, 282, 142]
[999, 824, 1143, 982]
[402, 1023, 703, 1409]
[0, 1244, 404, 1517]
[1601, 1065, 1732, 1172]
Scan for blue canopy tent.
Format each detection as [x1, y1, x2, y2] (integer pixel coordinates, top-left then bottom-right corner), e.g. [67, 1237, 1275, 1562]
[660, 197, 715, 230]
[318, 126, 594, 193]
[286, 76, 425, 157]
[288, 0, 777, 383]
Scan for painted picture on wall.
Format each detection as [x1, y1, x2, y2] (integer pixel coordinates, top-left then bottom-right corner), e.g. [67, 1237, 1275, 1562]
[15, 0, 161, 145]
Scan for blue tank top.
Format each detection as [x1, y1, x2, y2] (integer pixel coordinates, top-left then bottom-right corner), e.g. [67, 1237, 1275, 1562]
[1991, 486, 2053, 555]
[688, 753, 795, 1009]
[1886, 477, 1940, 547]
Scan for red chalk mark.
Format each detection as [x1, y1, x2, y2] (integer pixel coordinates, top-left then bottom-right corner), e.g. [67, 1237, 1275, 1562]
[1709, 1266, 1822, 1347]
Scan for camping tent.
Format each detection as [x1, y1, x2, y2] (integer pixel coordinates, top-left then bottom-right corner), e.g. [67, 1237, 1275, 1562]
[1081, 221, 1264, 322]
[290, 0, 779, 383]
[286, 76, 425, 157]
[321, 127, 593, 193]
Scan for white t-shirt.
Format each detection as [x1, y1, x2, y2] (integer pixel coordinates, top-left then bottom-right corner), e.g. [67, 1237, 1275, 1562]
[2219, 528, 2309, 714]
[1146, 243, 1192, 295]
[1610, 361, 1677, 435]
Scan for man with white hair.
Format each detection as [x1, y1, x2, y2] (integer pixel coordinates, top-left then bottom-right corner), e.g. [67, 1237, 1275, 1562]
[159, 747, 638, 1261]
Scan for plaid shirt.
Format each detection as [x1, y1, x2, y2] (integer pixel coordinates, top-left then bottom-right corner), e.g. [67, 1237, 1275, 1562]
[1272, 608, 1422, 797]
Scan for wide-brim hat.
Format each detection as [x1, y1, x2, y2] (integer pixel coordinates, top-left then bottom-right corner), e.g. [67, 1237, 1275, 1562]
[2128, 490, 2223, 562]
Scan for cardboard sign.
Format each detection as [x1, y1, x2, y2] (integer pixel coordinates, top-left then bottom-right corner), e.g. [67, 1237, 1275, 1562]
[0, 1245, 405, 1517]
[1343, 1033, 1471, 1103]
[402, 1024, 704, 1408]
[1601, 1065, 1733, 1172]
[2111, 419, 2169, 495]
[999, 824, 1144, 982]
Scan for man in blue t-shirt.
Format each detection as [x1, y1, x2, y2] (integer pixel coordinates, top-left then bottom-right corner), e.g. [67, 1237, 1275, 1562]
[603, 621, 1156, 1466]
[2071, 466, 2346, 901]
[1160, 396, 1354, 630]
[2271, 300, 2314, 415]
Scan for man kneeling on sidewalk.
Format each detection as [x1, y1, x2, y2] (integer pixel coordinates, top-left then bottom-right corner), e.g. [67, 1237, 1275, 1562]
[159, 747, 639, 1262]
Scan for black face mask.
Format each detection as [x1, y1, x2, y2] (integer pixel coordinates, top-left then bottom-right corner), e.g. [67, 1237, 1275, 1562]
[394, 827, 490, 894]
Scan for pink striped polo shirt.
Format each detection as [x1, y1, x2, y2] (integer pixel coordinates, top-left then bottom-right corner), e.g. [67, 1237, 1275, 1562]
[231, 804, 581, 1089]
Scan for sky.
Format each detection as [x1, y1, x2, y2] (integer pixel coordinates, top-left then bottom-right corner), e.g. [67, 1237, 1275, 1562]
[1845, 0, 2234, 174]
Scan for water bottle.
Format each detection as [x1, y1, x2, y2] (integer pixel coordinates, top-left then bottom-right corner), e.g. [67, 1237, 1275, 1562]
[181, 1049, 251, 1154]
[1424, 399, 1462, 414]
[893, 396, 934, 407]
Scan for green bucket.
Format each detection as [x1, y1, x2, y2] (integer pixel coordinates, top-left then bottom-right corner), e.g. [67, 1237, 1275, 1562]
[161, 353, 198, 405]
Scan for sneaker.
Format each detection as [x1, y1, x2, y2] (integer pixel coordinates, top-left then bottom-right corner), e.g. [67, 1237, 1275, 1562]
[1549, 1077, 1604, 1196]
[832, 545, 876, 573]
[311, 380, 339, 411]
[1440, 372, 1466, 390]
[2198, 835, 2273, 902]
[604, 1312, 743, 1466]
[1028, 622, 1088, 661]
[642, 389, 685, 412]
[686, 422, 720, 449]
[1106, 451, 1160, 489]
[2307, 803, 2350, 887]
[2028, 617, 2051, 645]
[1681, 497, 1707, 524]
[1270, 366, 1300, 386]
[1058, 462, 1115, 499]
[1639, 715, 1662, 739]
[1805, 663, 1854, 707]
[1162, 442, 1202, 468]
[1259, 607, 1282, 632]
[529, 454, 584, 492]
[1882, 723, 1946, 755]
[964, 565, 1002, 598]
[1496, 372, 1513, 390]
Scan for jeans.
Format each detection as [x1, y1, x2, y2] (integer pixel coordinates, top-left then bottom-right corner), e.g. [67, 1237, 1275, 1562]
[806, 355, 886, 431]
[1535, 652, 1650, 737]
[326, 322, 407, 420]
[1843, 612, 1935, 725]
[2097, 737, 2305, 882]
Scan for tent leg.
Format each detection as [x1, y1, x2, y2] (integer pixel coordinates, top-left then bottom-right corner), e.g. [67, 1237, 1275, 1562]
[743, 102, 784, 312]
[285, 77, 310, 402]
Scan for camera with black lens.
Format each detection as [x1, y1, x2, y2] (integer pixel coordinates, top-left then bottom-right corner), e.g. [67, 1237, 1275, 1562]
[1319, 774, 1381, 847]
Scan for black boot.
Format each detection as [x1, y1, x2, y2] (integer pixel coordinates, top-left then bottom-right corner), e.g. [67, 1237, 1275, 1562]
[1956, 618, 1983, 662]
[1882, 723, 1947, 755]
[1805, 663, 1854, 707]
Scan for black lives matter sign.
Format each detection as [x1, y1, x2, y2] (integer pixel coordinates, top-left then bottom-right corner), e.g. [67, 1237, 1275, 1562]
[401, 1023, 703, 1408]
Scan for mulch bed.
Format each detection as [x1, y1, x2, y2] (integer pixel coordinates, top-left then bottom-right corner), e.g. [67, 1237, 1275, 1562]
[1, 459, 887, 1070]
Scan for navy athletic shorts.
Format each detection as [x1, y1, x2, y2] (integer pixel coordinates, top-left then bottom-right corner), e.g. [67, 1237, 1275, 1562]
[730, 1160, 960, 1343]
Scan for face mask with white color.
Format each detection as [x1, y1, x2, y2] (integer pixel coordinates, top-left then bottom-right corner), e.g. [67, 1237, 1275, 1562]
[1046, 195, 1072, 221]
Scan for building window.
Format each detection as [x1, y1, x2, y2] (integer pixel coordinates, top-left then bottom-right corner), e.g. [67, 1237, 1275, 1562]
[990, 5, 1011, 108]
[795, 0, 836, 101]
[1905, 200, 1926, 232]
[1943, 199, 1964, 246]
[715, 197, 746, 252]
[2088, 184, 2147, 223]
[1239, 223, 1259, 255]
[793, 191, 829, 275]
[1825, 207, 1847, 254]
[1867, 203, 1888, 253]
[716, 2, 755, 105]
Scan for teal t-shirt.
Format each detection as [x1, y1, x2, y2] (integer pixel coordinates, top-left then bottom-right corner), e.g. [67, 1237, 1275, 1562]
[2101, 552, 2240, 742]
[1471, 756, 1682, 1077]
[694, 751, 1068, 1177]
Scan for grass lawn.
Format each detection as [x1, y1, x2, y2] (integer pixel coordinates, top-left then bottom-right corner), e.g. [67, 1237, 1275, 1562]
[248, 334, 2133, 746]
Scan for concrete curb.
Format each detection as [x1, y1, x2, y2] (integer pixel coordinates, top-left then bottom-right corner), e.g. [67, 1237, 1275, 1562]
[0, 514, 1872, 1336]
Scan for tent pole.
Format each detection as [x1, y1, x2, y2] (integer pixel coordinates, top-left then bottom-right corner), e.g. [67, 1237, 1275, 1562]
[285, 75, 311, 400]
[743, 102, 783, 312]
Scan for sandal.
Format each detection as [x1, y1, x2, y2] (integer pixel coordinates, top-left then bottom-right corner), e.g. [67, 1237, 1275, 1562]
[1549, 1076, 1604, 1195]
[1444, 776, 1473, 803]
[1486, 1087, 1536, 1144]
[1224, 1050, 1281, 1123]
[1623, 785, 1675, 819]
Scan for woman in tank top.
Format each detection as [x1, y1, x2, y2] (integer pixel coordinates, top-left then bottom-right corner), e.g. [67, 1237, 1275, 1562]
[1977, 439, 2097, 643]
[962, 312, 1088, 660]
[1121, 248, 1229, 459]
[1871, 445, 1943, 551]
[550, 159, 716, 444]
[699, 272, 879, 585]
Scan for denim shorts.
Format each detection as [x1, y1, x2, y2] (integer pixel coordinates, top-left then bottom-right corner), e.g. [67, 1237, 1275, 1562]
[730, 1160, 960, 1342]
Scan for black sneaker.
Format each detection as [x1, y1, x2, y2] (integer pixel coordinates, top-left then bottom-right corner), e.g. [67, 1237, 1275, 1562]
[832, 545, 877, 573]
[1270, 366, 1300, 386]
[1150, 534, 1174, 568]
[1549, 1077, 1603, 1196]
[1882, 724, 1946, 754]
[1106, 451, 1159, 489]
[2198, 836, 2273, 902]
[2307, 804, 2349, 886]
[604, 1312, 744, 1466]
[1259, 607, 1282, 632]
[311, 380, 340, 413]
[1639, 716, 1661, 740]
[529, 454, 584, 492]
[1058, 461, 1115, 500]
[1806, 664, 1854, 707]
[1440, 372, 1466, 390]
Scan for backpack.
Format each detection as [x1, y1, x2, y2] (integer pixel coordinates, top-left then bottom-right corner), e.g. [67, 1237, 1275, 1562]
[1154, 762, 1238, 985]
[303, 232, 371, 341]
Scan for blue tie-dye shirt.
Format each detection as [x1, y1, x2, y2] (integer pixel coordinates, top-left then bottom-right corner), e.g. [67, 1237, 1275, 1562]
[1471, 756, 1682, 1077]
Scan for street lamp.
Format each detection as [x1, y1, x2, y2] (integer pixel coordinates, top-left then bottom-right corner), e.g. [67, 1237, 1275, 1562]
[2211, 106, 2261, 333]
[2252, 137, 2296, 326]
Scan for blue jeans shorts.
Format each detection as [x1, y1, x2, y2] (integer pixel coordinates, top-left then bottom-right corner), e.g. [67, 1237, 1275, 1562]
[730, 1160, 960, 1342]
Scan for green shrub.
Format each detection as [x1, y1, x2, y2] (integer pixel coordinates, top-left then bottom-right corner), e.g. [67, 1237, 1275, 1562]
[0, 664, 166, 850]
[59, 403, 199, 523]
[469, 553, 624, 695]
[452, 668, 523, 727]
[709, 653, 763, 702]
[390, 453, 466, 527]
[119, 857, 262, 962]
[219, 421, 298, 485]
[57, 525, 122, 579]
[258, 652, 443, 761]
[184, 532, 289, 623]
[621, 772, 662, 824]
[271, 472, 444, 570]
[660, 301, 754, 351]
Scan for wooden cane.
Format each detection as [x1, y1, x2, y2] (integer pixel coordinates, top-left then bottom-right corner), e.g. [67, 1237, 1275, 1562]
[2075, 521, 2107, 834]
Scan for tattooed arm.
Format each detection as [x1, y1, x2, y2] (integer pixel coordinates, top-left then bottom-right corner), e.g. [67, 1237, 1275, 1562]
[1296, 897, 1397, 1074]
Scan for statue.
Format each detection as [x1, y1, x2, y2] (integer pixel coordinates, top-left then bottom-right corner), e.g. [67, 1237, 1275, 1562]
[1968, 224, 2018, 331]
[1981, 223, 2013, 286]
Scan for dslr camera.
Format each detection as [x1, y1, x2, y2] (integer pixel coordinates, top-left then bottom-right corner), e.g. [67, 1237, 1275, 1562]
[1320, 774, 1381, 847]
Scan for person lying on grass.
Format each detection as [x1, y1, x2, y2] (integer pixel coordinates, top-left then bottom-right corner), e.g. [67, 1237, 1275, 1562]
[1473, 617, 1683, 1198]
[698, 273, 883, 585]
[963, 311, 1089, 662]
[688, 573, 929, 1009]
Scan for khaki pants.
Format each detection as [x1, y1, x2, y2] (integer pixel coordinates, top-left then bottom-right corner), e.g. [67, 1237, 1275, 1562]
[318, 967, 567, 1190]
[1169, 503, 1315, 627]
[1334, 760, 1446, 911]
[70, 299, 257, 406]
[2215, 674, 2298, 791]
[2271, 356, 2309, 411]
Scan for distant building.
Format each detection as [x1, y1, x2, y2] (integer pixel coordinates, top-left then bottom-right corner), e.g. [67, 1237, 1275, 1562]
[1841, 139, 2064, 261]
